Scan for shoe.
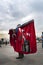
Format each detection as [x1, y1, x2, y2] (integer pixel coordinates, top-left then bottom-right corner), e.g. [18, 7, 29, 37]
[16, 56, 24, 59]
[16, 57, 21, 59]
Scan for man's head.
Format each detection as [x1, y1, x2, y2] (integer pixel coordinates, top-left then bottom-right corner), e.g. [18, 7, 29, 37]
[17, 24, 21, 28]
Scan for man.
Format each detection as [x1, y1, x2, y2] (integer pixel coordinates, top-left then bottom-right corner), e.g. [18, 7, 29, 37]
[15, 24, 24, 59]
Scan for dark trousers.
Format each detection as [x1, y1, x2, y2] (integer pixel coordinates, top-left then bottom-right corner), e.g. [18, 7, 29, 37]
[19, 53, 24, 57]
[16, 53, 24, 59]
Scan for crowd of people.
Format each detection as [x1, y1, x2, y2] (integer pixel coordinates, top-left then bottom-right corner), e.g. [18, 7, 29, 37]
[0, 38, 9, 47]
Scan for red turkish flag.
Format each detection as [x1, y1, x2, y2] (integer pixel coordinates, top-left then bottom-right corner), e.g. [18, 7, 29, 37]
[9, 20, 37, 54]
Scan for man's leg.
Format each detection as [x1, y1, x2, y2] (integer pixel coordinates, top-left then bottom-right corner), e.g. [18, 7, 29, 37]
[16, 53, 24, 59]
[20, 53, 24, 58]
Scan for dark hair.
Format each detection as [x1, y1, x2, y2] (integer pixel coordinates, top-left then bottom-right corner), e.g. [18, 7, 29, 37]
[17, 24, 21, 28]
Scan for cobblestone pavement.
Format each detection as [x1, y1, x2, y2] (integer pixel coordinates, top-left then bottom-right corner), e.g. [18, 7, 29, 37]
[0, 43, 43, 65]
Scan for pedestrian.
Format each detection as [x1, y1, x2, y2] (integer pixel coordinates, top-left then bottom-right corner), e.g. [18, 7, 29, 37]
[0, 39, 2, 47]
[15, 24, 24, 59]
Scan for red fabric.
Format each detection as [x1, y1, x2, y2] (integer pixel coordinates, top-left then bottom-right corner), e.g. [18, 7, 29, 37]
[9, 20, 37, 54]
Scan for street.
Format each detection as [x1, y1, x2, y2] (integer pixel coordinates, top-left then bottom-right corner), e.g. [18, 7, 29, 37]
[0, 43, 43, 65]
